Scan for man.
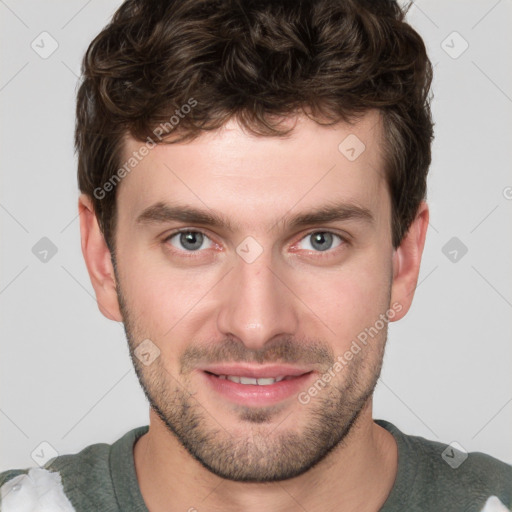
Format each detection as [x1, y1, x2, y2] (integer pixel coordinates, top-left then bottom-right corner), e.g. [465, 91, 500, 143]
[1, 0, 511, 511]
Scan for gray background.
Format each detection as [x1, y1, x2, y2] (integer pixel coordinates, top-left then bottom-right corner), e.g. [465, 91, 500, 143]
[1, 0, 511, 471]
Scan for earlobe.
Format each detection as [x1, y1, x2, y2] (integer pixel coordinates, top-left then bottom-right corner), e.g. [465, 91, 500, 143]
[78, 194, 122, 322]
[389, 201, 429, 322]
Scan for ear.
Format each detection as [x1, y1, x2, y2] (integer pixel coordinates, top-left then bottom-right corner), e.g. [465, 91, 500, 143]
[389, 201, 429, 321]
[78, 194, 122, 322]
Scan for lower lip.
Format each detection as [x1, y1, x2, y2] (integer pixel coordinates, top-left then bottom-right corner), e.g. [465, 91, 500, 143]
[202, 371, 315, 407]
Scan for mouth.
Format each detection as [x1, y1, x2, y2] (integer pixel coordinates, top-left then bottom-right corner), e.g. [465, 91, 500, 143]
[204, 372, 303, 385]
[200, 365, 315, 407]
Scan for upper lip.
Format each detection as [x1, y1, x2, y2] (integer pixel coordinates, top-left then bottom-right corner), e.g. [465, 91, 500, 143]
[201, 364, 314, 379]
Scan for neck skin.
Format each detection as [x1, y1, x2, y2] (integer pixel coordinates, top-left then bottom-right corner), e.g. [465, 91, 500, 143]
[133, 398, 398, 512]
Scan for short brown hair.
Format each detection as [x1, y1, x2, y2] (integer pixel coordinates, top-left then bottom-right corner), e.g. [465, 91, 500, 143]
[76, 0, 434, 253]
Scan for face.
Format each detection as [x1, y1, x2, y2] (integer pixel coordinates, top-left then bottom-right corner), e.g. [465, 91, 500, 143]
[104, 110, 405, 482]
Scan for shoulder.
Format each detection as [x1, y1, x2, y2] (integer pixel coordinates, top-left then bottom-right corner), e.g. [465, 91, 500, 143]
[376, 419, 512, 511]
[1, 467, 77, 510]
[407, 429, 511, 491]
[0, 442, 112, 510]
[0, 427, 146, 511]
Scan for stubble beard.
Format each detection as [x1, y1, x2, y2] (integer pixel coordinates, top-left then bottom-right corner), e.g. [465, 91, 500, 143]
[114, 264, 388, 482]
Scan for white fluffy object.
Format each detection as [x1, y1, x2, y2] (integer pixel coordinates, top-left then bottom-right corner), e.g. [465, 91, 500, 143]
[0, 467, 76, 512]
[480, 496, 511, 512]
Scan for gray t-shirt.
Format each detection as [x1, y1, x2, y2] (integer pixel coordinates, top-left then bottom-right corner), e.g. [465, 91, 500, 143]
[1, 419, 511, 511]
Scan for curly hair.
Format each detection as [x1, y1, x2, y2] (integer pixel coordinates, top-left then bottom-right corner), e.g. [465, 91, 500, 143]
[76, 0, 434, 252]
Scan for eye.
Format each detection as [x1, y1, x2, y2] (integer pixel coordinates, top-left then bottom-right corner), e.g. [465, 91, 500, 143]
[165, 230, 214, 252]
[296, 231, 344, 252]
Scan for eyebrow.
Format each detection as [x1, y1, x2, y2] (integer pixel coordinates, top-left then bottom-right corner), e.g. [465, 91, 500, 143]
[135, 201, 374, 232]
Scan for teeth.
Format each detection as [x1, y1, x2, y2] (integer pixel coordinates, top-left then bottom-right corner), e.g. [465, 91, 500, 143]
[256, 377, 278, 385]
[220, 375, 286, 385]
[240, 376, 258, 385]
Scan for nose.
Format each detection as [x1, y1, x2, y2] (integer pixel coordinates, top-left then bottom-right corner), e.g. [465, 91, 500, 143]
[216, 249, 299, 351]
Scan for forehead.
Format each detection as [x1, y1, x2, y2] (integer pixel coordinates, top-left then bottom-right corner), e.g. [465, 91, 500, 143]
[116, 110, 388, 231]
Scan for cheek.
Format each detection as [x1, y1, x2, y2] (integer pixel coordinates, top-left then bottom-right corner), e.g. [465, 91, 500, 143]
[117, 248, 220, 347]
[294, 256, 392, 347]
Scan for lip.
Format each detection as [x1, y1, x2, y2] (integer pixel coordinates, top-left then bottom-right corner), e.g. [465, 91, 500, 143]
[200, 368, 316, 407]
[199, 364, 313, 379]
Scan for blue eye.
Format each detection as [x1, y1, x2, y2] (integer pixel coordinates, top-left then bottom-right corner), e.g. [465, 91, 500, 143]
[163, 229, 345, 257]
[166, 230, 214, 252]
[297, 232, 343, 252]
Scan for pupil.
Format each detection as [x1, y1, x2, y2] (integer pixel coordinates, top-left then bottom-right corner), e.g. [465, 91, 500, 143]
[180, 231, 203, 251]
[311, 232, 332, 251]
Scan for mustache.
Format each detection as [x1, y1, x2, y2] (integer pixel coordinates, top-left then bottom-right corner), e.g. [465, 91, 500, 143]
[179, 336, 334, 374]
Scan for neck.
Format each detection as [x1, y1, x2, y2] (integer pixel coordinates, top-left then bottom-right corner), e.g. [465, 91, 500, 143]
[133, 400, 398, 512]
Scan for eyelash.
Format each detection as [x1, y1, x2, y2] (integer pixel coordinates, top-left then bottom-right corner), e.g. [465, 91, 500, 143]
[162, 228, 348, 259]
